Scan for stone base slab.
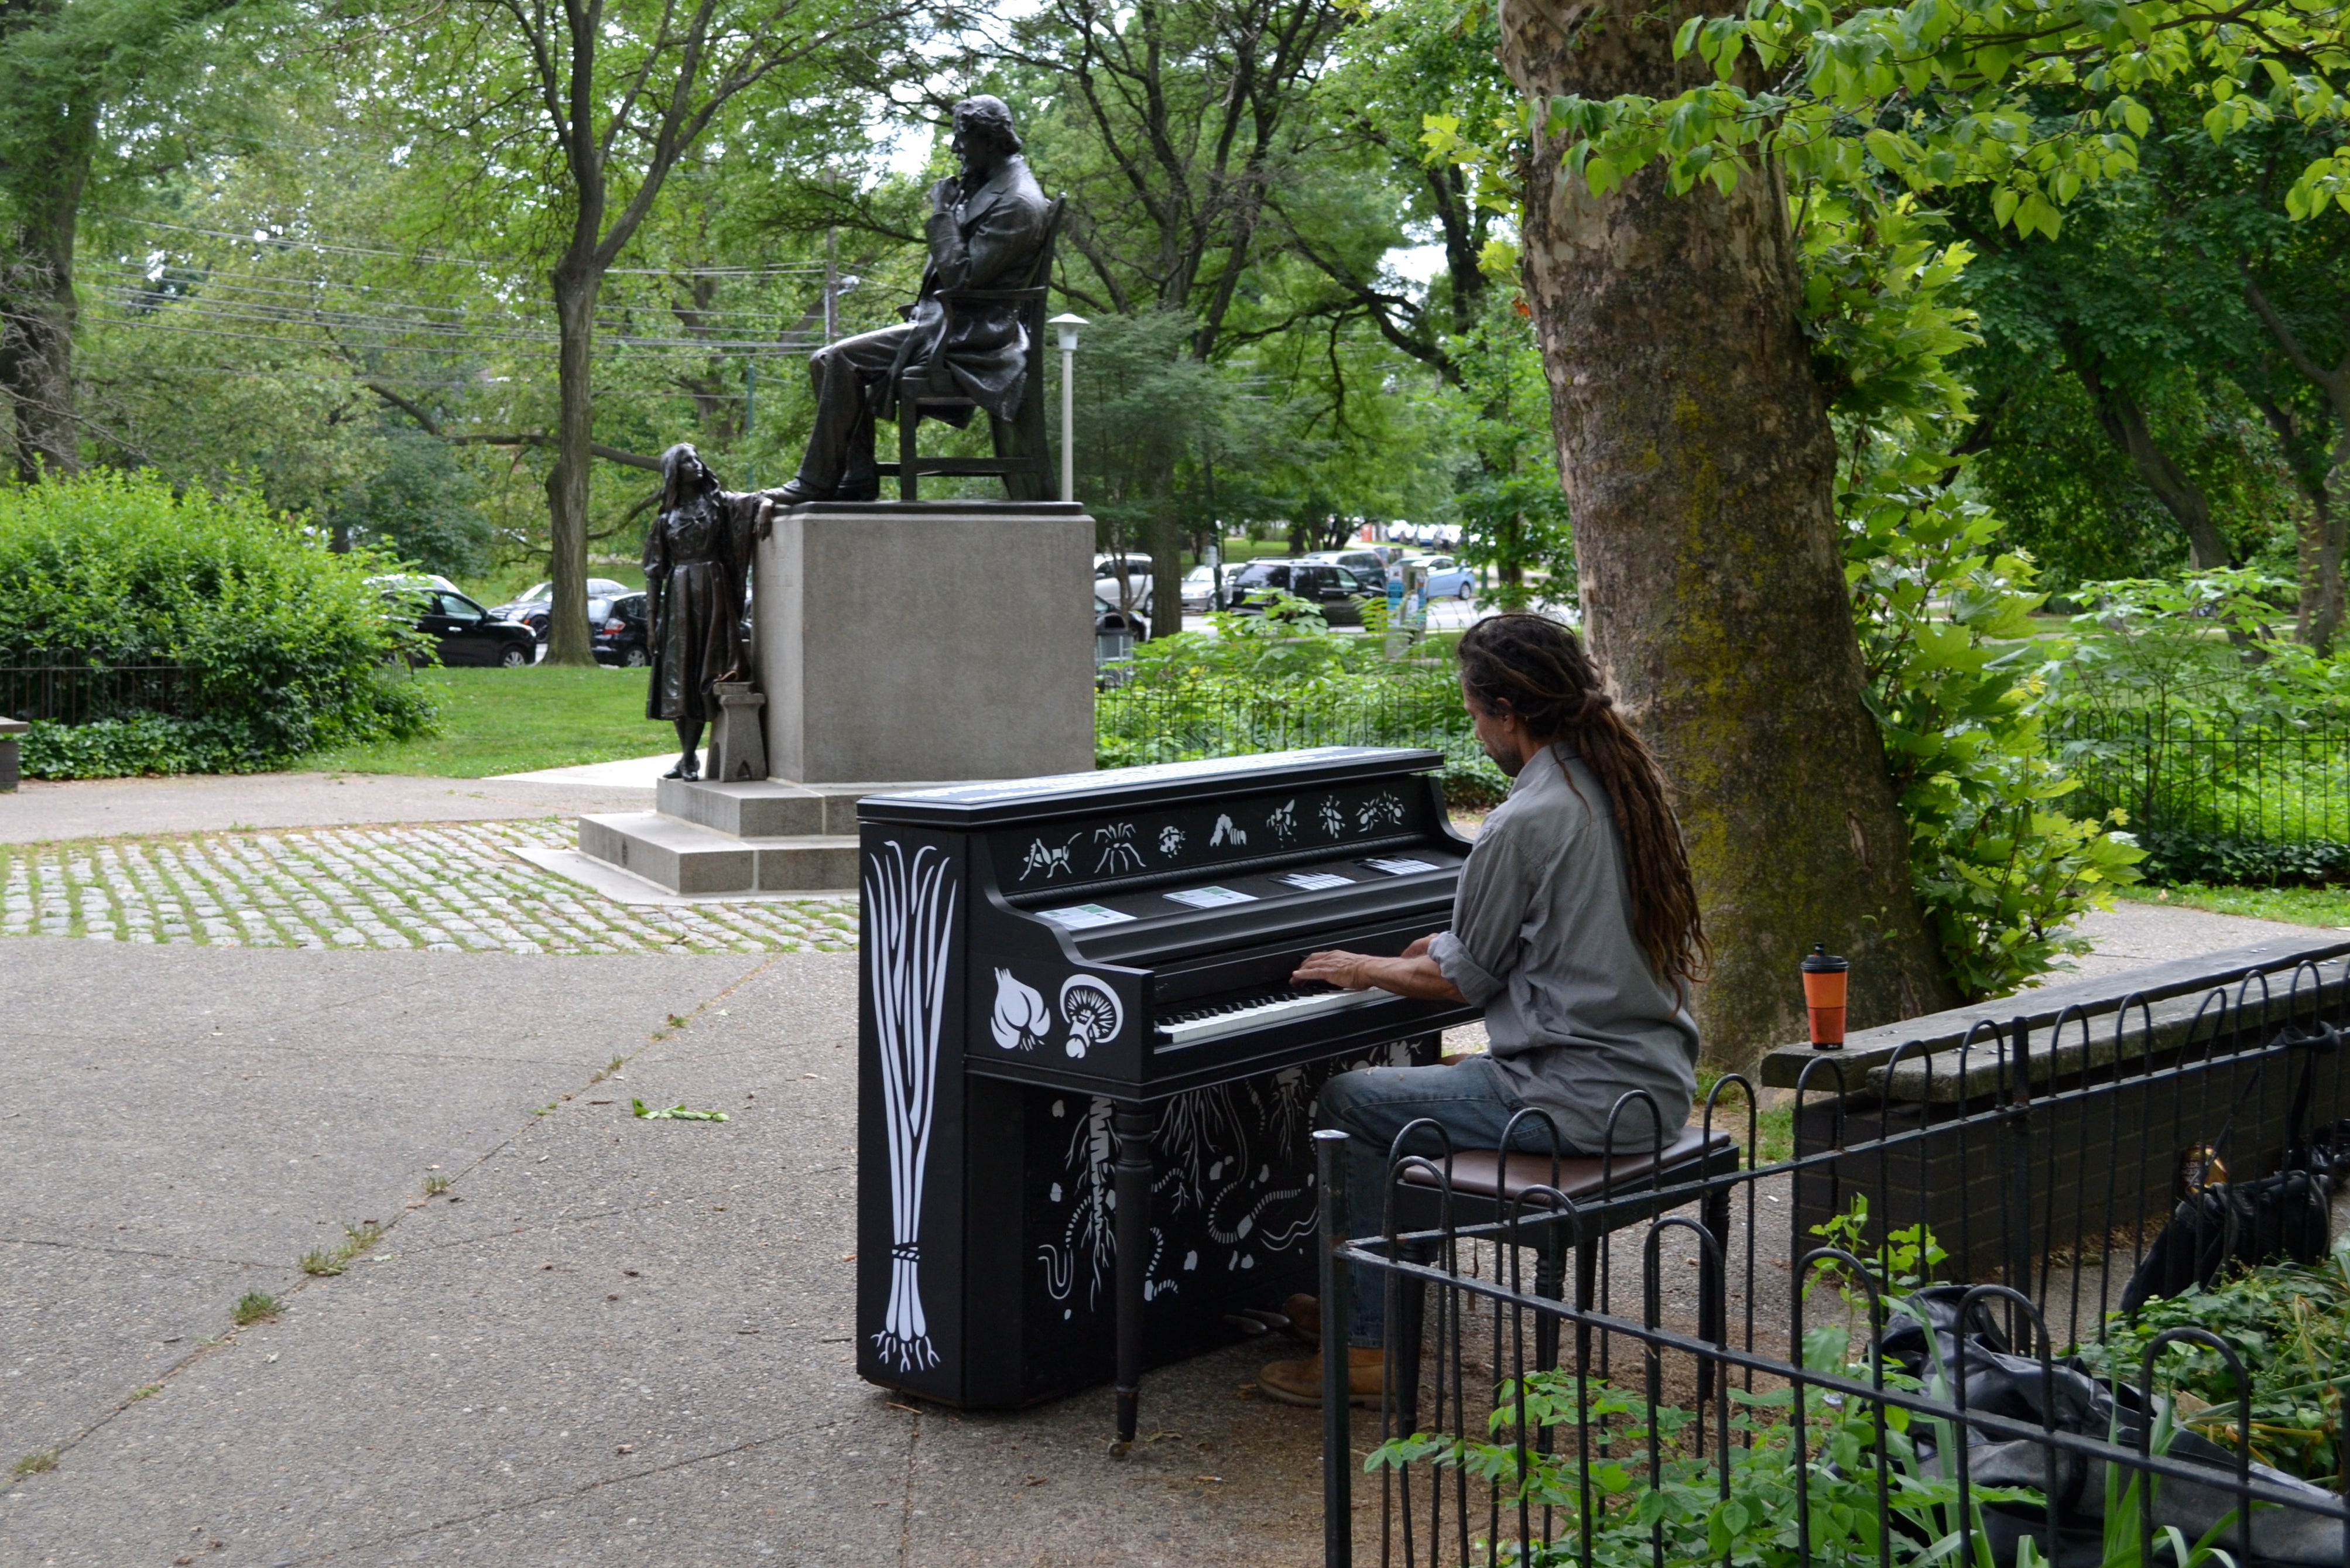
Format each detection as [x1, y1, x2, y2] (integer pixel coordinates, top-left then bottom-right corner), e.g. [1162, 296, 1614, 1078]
[511, 844, 854, 905]
[578, 812, 858, 896]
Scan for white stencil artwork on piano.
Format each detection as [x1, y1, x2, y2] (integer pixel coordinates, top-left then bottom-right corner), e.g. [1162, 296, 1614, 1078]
[989, 968, 1050, 1051]
[1057, 975, 1122, 1059]
[865, 840, 958, 1374]
[1016, 834, 1077, 881]
[1209, 813, 1246, 847]
[1092, 821, 1144, 874]
[1265, 799, 1297, 843]
[1357, 790, 1406, 831]
[1036, 1046, 1414, 1316]
[1317, 797, 1345, 837]
[1157, 824, 1184, 858]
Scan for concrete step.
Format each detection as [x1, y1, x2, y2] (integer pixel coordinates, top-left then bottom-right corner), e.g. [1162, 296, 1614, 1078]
[655, 777, 951, 838]
[578, 812, 858, 895]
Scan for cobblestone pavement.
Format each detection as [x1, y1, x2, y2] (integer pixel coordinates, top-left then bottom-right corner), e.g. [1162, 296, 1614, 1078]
[0, 817, 855, 955]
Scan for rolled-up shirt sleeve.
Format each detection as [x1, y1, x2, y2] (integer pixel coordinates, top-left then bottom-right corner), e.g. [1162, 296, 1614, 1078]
[1428, 821, 1532, 1008]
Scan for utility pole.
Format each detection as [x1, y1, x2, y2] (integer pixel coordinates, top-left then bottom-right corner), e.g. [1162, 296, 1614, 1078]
[744, 360, 758, 490]
[824, 226, 839, 343]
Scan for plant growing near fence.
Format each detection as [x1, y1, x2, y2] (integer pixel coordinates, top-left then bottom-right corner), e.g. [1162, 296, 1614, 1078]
[2074, 1252, 2350, 1484]
[0, 471, 436, 777]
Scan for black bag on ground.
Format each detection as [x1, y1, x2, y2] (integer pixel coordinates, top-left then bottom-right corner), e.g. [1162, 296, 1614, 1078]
[2117, 1170, 2331, 1314]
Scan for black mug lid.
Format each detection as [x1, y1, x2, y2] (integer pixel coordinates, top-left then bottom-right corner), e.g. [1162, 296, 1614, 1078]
[1801, 943, 1848, 974]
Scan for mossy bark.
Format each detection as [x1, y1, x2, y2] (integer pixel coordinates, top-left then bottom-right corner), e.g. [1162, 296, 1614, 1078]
[1500, 0, 1959, 1066]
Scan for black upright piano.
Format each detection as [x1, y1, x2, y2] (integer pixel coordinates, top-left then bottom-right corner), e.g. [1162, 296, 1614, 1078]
[854, 747, 1480, 1443]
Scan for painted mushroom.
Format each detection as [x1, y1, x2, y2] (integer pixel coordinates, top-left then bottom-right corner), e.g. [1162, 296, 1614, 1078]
[1057, 975, 1123, 1060]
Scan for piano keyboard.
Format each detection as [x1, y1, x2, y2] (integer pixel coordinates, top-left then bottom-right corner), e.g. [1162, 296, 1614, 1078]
[1154, 987, 1390, 1049]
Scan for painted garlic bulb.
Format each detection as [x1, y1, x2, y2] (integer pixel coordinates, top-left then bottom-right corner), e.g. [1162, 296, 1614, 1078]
[1058, 976, 1122, 1060]
[989, 967, 1051, 1052]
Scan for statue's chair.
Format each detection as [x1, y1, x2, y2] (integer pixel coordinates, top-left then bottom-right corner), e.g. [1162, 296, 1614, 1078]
[881, 196, 1066, 502]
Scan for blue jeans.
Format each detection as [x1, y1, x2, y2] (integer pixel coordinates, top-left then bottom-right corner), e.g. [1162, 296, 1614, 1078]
[1316, 1057, 1587, 1347]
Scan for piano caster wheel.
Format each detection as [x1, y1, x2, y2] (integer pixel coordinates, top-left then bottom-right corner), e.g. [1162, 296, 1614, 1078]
[1107, 1437, 1132, 1460]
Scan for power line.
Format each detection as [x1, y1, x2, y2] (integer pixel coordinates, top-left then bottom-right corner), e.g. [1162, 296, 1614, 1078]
[77, 313, 837, 358]
[114, 217, 830, 278]
[84, 262, 827, 326]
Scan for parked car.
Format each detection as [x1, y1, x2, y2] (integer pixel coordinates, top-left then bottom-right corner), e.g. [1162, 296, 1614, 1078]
[1301, 547, 1395, 581]
[1225, 559, 1375, 625]
[1093, 553, 1154, 618]
[1180, 564, 1219, 613]
[488, 578, 635, 643]
[594, 593, 652, 666]
[1406, 554, 1477, 600]
[385, 586, 538, 667]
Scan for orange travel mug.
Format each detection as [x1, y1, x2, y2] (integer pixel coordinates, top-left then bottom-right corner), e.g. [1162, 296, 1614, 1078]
[1802, 944, 1849, 1049]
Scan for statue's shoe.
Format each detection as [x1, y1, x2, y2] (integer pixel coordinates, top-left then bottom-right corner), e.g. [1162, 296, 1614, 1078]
[765, 479, 830, 507]
[836, 477, 881, 502]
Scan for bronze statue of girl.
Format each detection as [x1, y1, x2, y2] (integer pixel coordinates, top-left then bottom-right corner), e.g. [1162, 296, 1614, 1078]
[643, 443, 773, 779]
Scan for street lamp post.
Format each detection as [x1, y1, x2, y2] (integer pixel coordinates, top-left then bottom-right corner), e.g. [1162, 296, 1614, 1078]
[1048, 313, 1088, 504]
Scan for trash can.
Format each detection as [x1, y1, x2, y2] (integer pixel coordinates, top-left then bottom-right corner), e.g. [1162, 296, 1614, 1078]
[1094, 608, 1138, 686]
[0, 715, 23, 792]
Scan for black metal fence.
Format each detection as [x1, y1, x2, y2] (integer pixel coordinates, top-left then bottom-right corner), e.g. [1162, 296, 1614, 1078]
[1323, 960, 2350, 1565]
[2054, 711, 2350, 849]
[0, 663, 193, 725]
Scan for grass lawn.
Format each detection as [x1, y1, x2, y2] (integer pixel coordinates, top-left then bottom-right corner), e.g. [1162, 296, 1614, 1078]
[2116, 881, 2350, 930]
[303, 665, 665, 778]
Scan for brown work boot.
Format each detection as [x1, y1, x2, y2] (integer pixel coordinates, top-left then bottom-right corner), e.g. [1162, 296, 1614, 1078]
[1282, 1292, 1322, 1344]
[1258, 1347, 1383, 1408]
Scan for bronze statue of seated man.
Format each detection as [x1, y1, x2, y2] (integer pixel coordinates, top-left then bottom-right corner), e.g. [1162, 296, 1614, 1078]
[768, 94, 1051, 506]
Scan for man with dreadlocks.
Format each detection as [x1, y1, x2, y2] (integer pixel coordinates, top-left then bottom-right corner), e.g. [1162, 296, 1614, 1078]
[1258, 613, 1711, 1406]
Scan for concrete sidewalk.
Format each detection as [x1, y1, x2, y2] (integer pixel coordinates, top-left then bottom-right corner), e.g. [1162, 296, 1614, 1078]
[1, 772, 657, 846]
[6, 898, 2342, 1567]
[3, 946, 1335, 1567]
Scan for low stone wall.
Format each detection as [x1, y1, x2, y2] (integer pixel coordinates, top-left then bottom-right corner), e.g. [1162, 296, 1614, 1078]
[1763, 938, 2350, 1285]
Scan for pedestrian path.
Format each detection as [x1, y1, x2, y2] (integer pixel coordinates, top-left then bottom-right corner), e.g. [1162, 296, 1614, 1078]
[0, 819, 855, 956]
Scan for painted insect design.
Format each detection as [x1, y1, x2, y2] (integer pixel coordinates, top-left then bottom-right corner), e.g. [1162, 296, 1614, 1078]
[1058, 975, 1123, 1060]
[1265, 799, 1297, 843]
[1157, 824, 1186, 858]
[1356, 790, 1405, 831]
[1019, 836, 1077, 881]
[1209, 813, 1248, 847]
[1317, 798, 1345, 838]
[1093, 822, 1144, 875]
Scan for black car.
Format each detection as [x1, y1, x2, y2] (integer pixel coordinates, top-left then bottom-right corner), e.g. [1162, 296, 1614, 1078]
[487, 578, 635, 643]
[388, 588, 538, 667]
[1224, 560, 1375, 625]
[594, 593, 652, 667]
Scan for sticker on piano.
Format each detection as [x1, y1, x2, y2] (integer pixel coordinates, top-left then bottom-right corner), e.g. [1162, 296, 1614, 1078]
[1037, 902, 1135, 930]
[1162, 885, 1256, 909]
[1361, 856, 1438, 876]
[1275, 870, 1353, 892]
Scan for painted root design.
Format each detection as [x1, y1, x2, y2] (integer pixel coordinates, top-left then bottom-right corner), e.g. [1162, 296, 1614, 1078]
[1058, 975, 1121, 1059]
[989, 968, 1050, 1051]
[866, 841, 957, 1374]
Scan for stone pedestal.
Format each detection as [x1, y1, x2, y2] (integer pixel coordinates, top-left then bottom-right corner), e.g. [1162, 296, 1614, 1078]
[0, 715, 22, 792]
[752, 500, 1096, 783]
[709, 682, 768, 783]
[565, 500, 1095, 897]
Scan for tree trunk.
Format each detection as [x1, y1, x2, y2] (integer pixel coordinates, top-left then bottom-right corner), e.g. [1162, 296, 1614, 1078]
[545, 259, 600, 666]
[0, 87, 93, 481]
[2071, 355, 2232, 571]
[1147, 515, 1183, 641]
[1499, 0, 1958, 1064]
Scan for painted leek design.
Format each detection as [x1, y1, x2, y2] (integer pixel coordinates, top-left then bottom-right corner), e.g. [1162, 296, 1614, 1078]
[866, 840, 958, 1373]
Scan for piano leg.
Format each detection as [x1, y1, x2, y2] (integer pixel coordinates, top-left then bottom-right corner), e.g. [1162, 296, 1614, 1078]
[1109, 1100, 1160, 1456]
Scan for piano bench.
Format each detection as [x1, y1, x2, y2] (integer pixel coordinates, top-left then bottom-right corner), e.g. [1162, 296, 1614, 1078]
[1380, 1124, 1743, 1422]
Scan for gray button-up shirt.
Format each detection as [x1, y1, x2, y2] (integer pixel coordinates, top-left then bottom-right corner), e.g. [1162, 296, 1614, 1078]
[1429, 740, 1701, 1153]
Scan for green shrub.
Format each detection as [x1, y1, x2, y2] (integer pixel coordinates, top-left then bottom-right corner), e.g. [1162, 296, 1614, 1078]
[0, 471, 436, 777]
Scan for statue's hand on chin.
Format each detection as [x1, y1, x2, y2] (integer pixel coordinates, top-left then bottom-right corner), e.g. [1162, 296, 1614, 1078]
[930, 175, 960, 215]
